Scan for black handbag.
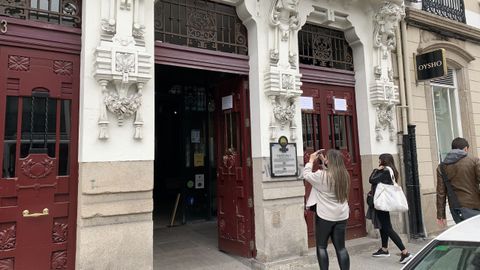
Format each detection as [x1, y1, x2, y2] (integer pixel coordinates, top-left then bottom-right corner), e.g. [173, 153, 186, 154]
[439, 163, 480, 223]
[366, 191, 374, 208]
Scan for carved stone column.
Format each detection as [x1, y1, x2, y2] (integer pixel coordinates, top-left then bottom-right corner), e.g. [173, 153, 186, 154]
[266, 0, 302, 142]
[370, 2, 404, 141]
[94, 0, 151, 140]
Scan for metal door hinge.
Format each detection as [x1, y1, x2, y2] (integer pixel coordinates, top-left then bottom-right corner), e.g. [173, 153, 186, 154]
[248, 197, 253, 208]
[246, 157, 252, 167]
[245, 118, 250, 128]
[250, 240, 255, 251]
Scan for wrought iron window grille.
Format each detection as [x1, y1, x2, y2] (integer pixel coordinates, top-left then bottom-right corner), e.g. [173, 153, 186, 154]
[154, 0, 248, 55]
[0, 0, 81, 27]
[298, 24, 353, 71]
[422, 0, 466, 23]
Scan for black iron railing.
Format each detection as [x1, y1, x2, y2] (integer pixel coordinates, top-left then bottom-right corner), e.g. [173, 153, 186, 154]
[422, 0, 466, 23]
[0, 0, 81, 28]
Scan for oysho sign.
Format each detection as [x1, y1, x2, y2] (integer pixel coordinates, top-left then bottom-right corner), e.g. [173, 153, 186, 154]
[415, 49, 447, 81]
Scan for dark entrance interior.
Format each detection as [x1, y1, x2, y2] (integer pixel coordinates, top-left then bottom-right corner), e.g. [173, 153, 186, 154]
[154, 65, 235, 227]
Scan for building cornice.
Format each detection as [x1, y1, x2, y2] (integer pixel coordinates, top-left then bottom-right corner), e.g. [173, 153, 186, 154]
[405, 7, 480, 44]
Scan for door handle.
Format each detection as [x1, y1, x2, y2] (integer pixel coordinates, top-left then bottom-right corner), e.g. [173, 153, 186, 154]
[22, 208, 49, 217]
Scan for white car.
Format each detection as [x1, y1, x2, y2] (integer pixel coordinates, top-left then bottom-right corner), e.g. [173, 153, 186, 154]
[402, 214, 480, 270]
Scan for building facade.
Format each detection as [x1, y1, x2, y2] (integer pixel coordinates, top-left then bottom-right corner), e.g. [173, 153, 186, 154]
[0, 0, 478, 269]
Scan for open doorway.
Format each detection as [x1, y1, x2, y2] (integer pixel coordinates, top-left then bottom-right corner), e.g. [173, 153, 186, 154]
[154, 65, 228, 227]
[153, 64, 255, 261]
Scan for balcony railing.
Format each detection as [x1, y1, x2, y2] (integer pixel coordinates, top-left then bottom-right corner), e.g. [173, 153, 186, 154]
[422, 0, 466, 23]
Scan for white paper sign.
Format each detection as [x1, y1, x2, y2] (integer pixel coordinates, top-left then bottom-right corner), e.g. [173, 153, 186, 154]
[191, 129, 200, 143]
[195, 174, 205, 189]
[334, 98, 347, 111]
[222, 95, 233, 110]
[299, 96, 314, 110]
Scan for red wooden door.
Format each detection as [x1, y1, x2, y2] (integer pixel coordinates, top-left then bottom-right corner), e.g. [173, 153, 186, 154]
[215, 77, 254, 257]
[302, 83, 366, 247]
[0, 47, 79, 269]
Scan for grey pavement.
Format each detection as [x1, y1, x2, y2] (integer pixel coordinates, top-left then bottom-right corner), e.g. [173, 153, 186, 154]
[153, 221, 429, 270]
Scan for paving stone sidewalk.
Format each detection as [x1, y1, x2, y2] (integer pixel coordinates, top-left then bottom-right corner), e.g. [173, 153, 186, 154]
[153, 221, 430, 270]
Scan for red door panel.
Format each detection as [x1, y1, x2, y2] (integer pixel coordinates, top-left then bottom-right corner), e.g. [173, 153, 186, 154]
[0, 47, 79, 269]
[215, 77, 254, 257]
[302, 83, 366, 247]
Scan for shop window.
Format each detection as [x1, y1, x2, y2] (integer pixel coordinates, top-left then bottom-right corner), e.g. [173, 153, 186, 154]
[432, 69, 462, 161]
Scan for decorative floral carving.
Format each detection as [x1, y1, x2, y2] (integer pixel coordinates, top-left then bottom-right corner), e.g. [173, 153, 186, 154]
[115, 53, 135, 77]
[281, 74, 294, 90]
[52, 222, 68, 243]
[269, 0, 299, 67]
[53, 61, 73, 76]
[51, 250, 67, 270]
[0, 258, 14, 270]
[21, 157, 55, 179]
[0, 225, 15, 251]
[132, 24, 145, 38]
[120, 0, 132, 11]
[222, 149, 236, 170]
[273, 98, 296, 127]
[375, 103, 396, 141]
[104, 92, 142, 125]
[8, 55, 30, 71]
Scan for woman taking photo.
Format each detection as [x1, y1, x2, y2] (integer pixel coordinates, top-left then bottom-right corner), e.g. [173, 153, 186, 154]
[367, 153, 412, 264]
[303, 149, 350, 270]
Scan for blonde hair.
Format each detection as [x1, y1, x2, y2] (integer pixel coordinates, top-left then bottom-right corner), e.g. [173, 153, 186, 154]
[326, 150, 350, 203]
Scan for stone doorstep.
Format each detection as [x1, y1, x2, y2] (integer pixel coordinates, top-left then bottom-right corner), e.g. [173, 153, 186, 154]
[240, 235, 431, 270]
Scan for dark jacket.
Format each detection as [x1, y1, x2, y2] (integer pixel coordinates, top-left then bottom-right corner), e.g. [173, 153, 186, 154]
[436, 149, 480, 219]
[366, 168, 394, 229]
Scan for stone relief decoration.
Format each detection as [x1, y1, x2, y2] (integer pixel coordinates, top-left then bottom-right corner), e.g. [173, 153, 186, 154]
[53, 61, 73, 76]
[95, 0, 152, 140]
[52, 222, 68, 243]
[269, 0, 300, 67]
[0, 225, 16, 251]
[51, 250, 67, 270]
[370, 2, 403, 141]
[266, 0, 302, 141]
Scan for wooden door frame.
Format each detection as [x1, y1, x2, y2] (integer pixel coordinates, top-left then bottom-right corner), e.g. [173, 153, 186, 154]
[0, 16, 81, 268]
[154, 43, 255, 257]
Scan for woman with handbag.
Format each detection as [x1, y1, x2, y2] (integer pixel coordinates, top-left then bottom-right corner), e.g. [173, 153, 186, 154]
[303, 149, 350, 270]
[367, 153, 412, 264]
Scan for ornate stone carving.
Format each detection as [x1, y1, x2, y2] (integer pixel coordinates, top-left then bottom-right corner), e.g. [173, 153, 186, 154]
[52, 222, 68, 243]
[51, 251, 67, 270]
[8, 55, 30, 71]
[0, 225, 15, 251]
[272, 96, 296, 127]
[20, 156, 55, 179]
[370, 2, 404, 141]
[269, 0, 300, 68]
[95, 0, 152, 140]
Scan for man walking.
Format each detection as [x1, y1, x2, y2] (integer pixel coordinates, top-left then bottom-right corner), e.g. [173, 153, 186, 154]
[436, 137, 480, 226]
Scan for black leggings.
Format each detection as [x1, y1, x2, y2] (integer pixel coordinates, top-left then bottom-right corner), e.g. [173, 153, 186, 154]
[377, 210, 405, 251]
[315, 215, 350, 270]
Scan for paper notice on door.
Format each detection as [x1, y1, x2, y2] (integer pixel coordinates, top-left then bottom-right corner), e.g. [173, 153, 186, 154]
[194, 153, 204, 167]
[222, 95, 233, 110]
[334, 98, 347, 111]
[300, 96, 314, 110]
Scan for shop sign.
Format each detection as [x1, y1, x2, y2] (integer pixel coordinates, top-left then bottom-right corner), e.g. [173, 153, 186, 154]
[270, 136, 298, 177]
[415, 49, 447, 81]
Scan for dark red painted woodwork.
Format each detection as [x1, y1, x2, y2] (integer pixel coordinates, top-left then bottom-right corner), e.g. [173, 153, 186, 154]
[215, 77, 255, 258]
[300, 64, 356, 87]
[301, 81, 366, 247]
[0, 16, 81, 54]
[155, 42, 249, 75]
[0, 47, 79, 270]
